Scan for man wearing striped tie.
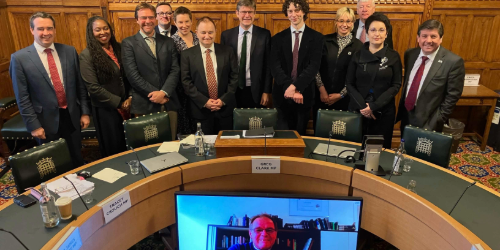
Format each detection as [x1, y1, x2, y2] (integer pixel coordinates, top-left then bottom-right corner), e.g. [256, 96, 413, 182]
[10, 12, 90, 167]
[181, 17, 238, 135]
[351, 0, 394, 49]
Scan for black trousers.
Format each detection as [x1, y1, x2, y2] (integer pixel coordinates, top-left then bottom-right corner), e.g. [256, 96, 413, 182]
[362, 105, 396, 149]
[276, 104, 311, 136]
[92, 106, 127, 158]
[194, 113, 233, 135]
[235, 86, 263, 109]
[37, 108, 84, 167]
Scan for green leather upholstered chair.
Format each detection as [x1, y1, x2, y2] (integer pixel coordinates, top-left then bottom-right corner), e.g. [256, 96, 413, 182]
[9, 138, 73, 193]
[123, 112, 171, 149]
[402, 125, 453, 168]
[315, 109, 363, 143]
[233, 108, 278, 130]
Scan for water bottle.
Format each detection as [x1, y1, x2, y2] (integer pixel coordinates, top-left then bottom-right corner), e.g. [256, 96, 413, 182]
[391, 139, 406, 176]
[195, 122, 205, 156]
[39, 183, 61, 228]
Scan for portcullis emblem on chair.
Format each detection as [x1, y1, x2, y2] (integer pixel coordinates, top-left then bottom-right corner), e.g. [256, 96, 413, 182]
[143, 125, 159, 142]
[415, 137, 433, 156]
[249, 116, 263, 130]
[37, 157, 56, 179]
[332, 120, 347, 136]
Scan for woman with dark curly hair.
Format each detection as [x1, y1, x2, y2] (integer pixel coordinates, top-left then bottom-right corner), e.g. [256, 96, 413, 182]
[80, 16, 131, 157]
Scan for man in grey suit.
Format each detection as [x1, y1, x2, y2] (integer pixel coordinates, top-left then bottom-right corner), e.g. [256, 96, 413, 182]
[122, 3, 180, 139]
[396, 19, 465, 133]
[10, 12, 90, 166]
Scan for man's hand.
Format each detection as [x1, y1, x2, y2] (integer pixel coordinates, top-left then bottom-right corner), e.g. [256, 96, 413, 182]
[293, 91, 303, 104]
[319, 86, 329, 103]
[205, 99, 221, 111]
[260, 93, 270, 106]
[80, 115, 90, 129]
[148, 91, 166, 103]
[284, 84, 296, 99]
[326, 93, 342, 106]
[31, 127, 46, 139]
[121, 97, 132, 110]
[159, 97, 169, 105]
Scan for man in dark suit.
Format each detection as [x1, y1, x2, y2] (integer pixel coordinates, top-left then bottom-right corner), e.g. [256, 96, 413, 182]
[181, 16, 238, 135]
[154, 2, 177, 37]
[10, 12, 90, 167]
[220, 0, 272, 108]
[396, 19, 465, 133]
[270, 0, 324, 135]
[351, 0, 394, 49]
[122, 3, 180, 139]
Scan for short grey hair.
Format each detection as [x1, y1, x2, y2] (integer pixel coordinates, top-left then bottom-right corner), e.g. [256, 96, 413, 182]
[30, 12, 56, 29]
[357, 0, 376, 6]
[236, 0, 257, 11]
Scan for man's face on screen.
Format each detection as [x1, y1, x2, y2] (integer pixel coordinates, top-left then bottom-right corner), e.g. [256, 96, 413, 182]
[249, 217, 277, 249]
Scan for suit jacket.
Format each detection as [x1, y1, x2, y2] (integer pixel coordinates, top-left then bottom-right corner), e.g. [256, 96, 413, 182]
[79, 47, 129, 109]
[351, 13, 394, 49]
[270, 25, 325, 108]
[396, 47, 465, 131]
[9, 43, 90, 134]
[154, 25, 178, 37]
[181, 43, 238, 119]
[122, 31, 180, 114]
[220, 25, 272, 104]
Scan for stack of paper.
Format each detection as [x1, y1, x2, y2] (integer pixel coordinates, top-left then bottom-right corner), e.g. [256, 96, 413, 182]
[47, 174, 94, 200]
[158, 141, 180, 153]
[203, 135, 218, 144]
[180, 135, 195, 145]
[93, 168, 127, 183]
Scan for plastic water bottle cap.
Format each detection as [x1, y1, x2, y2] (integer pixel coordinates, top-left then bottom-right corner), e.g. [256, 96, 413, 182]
[401, 139, 405, 142]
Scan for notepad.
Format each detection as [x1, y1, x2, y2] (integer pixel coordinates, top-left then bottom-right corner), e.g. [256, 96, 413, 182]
[158, 141, 180, 153]
[180, 134, 195, 145]
[93, 168, 127, 183]
[140, 152, 189, 173]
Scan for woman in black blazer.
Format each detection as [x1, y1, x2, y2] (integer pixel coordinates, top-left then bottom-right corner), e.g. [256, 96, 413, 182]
[80, 16, 131, 157]
[314, 7, 363, 128]
[345, 13, 402, 148]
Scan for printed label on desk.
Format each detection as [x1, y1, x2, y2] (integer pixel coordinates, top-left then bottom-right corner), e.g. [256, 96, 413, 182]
[98, 189, 132, 224]
[464, 74, 480, 86]
[252, 156, 280, 173]
[52, 227, 82, 250]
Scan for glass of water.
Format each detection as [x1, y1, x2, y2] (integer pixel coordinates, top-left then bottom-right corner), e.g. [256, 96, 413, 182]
[128, 160, 140, 175]
[403, 158, 414, 173]
[81, 189, 94, 204]
[205, 143, 215, 156]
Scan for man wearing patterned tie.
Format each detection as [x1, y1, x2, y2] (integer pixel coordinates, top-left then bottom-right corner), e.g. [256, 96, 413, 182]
[351, 0, 394, 49]
[396, 19, 465, 134]
[221, 0, 272, 108]
[10, 12, 90, 166]
[122, 3, 180, 140]
[181, 17, 238, 135]
[270, 0, 324, 135]
[154, 2, 177, 38]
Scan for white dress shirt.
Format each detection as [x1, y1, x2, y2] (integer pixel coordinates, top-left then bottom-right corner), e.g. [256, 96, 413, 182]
[158, 25, 172, 37]
[238, 25, 252, 86]
[291, 24, 305, 51]
[200, 43, 218, 85]
[405, 46, 441, 102]
[355, 20, 368, 43]
[34, 42, 64, 87]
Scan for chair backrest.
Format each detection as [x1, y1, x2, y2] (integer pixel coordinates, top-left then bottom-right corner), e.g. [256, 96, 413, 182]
[315, 109, 363, 143]
[123, 112, 171, 149]
[402, 125, 453, 168]
[233, 108, 278, 130]
[9, 138, 73, 193]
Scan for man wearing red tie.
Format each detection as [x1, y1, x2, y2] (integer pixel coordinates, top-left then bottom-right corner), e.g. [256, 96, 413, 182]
[10, 12, 90, 166]
[396, 19, 465, 134]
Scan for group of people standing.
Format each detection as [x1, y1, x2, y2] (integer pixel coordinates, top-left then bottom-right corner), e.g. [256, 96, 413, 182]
[9, 0, 465, 166]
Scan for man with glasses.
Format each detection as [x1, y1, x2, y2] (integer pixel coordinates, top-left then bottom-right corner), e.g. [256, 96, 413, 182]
[229, 214, 277, 250]
[221, 0, 272, 108]
[122, 3, 180, 139]
[154, 2, 177, 37]
[351, 0, 393, 49]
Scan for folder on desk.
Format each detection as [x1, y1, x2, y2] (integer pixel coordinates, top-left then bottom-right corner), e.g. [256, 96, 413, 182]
[243, 127, 275, 138]
[140, 152, 188, 173]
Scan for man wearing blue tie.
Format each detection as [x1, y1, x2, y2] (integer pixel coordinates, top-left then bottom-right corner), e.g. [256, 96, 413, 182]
[10, 12, 90, 167]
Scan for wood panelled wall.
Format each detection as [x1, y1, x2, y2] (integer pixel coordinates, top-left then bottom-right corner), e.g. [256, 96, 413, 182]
[0, 0, 499, 108]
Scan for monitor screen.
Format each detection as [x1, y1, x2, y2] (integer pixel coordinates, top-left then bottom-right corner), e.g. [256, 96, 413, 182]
[175, 192, 363, 250]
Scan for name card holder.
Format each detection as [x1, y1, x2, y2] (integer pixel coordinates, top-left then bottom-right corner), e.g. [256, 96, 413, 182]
[97, 189, 132, 224]
[251, 156, 280, 173]
[52, 227, 82, 250]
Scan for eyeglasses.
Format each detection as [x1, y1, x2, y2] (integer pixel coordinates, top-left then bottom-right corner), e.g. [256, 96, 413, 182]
[157, 12, 173, 17]
[252, 228, 276, 234]
[337, 20, 353, 24]
[139, 16, 155, 21]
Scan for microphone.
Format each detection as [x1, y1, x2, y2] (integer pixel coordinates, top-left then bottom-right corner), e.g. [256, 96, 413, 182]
[62, 176, 89, 211]
[325, 131, 333, 162]
[0, 228, 28, 250]
[129, 147, 148, 179]
[449, 181, 476, 215]
[264, 126, 267, 155]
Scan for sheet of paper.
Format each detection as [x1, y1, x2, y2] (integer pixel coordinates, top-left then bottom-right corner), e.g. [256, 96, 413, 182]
[203, 135, 218, 144]
[158, 141, 180, 153]
[180, 134, 195, 145]
[92, 168, 127, 184]
[220, 135, 240, 139]
[47, 174, 94, 200]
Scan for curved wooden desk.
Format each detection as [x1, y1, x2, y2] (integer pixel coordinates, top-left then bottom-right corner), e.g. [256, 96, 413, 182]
[0, 138, 496, 250]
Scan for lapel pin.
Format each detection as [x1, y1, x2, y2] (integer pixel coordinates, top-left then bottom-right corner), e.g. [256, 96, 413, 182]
[348, 52, 352, 55]
[438, 60, 443, 63]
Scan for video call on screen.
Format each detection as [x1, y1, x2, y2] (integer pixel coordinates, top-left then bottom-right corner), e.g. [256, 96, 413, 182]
[176, 193, 362, 250]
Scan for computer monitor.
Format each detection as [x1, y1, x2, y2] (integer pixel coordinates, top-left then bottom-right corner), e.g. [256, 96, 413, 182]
[175, 192, 363, 250]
